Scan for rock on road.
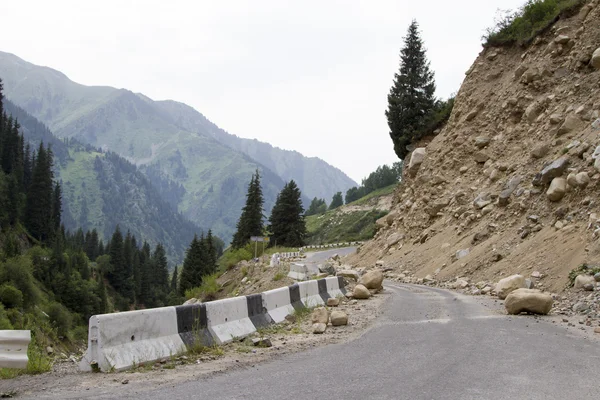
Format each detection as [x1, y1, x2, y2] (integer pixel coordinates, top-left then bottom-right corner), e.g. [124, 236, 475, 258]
[44, 280, 600, 400]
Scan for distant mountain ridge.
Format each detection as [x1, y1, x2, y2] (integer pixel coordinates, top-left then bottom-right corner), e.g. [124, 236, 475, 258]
[0, 51, 357, 242]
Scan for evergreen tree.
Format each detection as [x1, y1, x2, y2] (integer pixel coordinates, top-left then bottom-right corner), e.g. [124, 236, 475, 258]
[329, 192, 343, 210]
[268, 180, 307, 247]
[179, 234, 203, 296]
[231, 170, 264, 248]
[107, 225, 134, 302]
[204, 229, 218, 276]
[306, 197, 327, 216]
[170, 265, 179, 294]
[386, 20, 436, 160]
[24, 143, 55, 241]
[52, 182, 62, 234]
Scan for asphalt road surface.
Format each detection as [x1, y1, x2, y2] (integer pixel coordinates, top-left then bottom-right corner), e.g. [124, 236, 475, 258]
[73, 281, 599, 400]
[304, 246, 356, 264]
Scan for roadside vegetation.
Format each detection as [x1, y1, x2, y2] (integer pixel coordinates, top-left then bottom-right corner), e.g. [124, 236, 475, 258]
[483, 0, 586, 47]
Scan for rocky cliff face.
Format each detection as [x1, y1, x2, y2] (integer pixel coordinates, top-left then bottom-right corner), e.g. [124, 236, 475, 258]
[350, 1, 600, 293]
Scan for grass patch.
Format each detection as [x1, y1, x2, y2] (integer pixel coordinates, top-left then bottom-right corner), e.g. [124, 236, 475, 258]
[272, 272, 285, 282]
[483, 0, 586, 47]
[306, 209, 388, 245]
[348, 184, 397, 206]
[185, 273, 221, 302]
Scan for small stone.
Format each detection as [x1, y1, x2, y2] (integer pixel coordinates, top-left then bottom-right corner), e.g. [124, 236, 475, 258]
[594, 327, 600, 334]
[330, 311, 348, 326]
[582, 283, 595, 291]
[285, 314, 297, 323]
[546, 177, 567, 202]
[557, 114, 582, 136]
[252, 337, 273, 347]
[532, 157, 569, 186]
[474, 151, 490, 163]
[312, 323, 327, 334]
[122, 379, 129, 385]
[591, 47, 600, 69]
[337, 270, 360, 281]
[475, 136, 491, 148]
[594, 272, 600, 282]
[531, 271, 542, 278]
[327, 298, 340, 307]
[575, 172, 590, 188]
[46, 346, 54, 355]
[455, 248, 470, 260]
[531, 144, 549, 159]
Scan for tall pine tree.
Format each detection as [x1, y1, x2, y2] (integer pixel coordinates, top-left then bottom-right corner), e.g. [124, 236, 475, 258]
[268, 180, 306, 247]
[231, 170, 264, 248]
[385, 20, 436, 160]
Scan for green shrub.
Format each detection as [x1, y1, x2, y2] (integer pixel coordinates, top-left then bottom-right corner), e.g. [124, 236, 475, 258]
[0, 304, 13, 329]
[272, 272, 284, 282]
[185, 274, 221, 302]
[0, 283, 24, 309]
[0, 256, 40, 309]
[218, 246, 253, 272]
[46, 302, 72, 338]
[483, 0, 585, 47]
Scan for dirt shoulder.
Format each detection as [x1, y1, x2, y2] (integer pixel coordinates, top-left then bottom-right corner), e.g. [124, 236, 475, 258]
[1, 289, 388, 399]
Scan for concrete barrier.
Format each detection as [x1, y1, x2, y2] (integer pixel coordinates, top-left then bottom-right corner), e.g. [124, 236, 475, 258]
[297, 280, 325, 307]
[288, 263, 319, 281]
[0, 330, 30, 369]
[80, 277, 348, 372]
[79, 307, 186, 372]
[205, 296, 256, 344]
[262, 287, 295, 323]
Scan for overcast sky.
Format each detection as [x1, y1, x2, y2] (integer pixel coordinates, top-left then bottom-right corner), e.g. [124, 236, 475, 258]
[1, 0, 525, 183]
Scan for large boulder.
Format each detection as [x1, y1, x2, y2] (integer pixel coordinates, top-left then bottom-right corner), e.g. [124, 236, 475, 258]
[532, 157, 569, 186]
[353, 284, 371, 299]
[330, 311, 348, 326]
[407, 148, 426, 175]
[504, 289, 553, 315]
[359, 270, 384, 290]
[311, 307, 329, 325]
[496, 274, 525, 300]
[546, 177, 567, 202]
[574, 274, 596, 290]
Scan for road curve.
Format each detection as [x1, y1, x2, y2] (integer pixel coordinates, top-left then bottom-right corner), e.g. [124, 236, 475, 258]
[84, 282, 600, 400]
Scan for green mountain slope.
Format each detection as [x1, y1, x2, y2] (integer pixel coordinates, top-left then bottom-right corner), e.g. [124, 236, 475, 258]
[4, 99, 201, 264]
[0, 51, 356, 241]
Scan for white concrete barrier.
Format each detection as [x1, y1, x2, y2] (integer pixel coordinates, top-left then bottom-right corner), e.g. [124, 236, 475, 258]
[288, 263, 319, 281]
[262, 287, 295, 323]
[80, 307, 185, 372]
[297, 280, 325, 307]
[326, 276, 347, 298]
[0, 330, 30, 369]
[205, 297, 255, 344]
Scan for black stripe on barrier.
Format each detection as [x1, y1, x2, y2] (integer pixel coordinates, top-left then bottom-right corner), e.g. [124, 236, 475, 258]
[338, 276, 347, 294]
[317, 279, 331, 303]
[289, 283, 303, 310]
[175, 303, 214, 348]
[246, 294, 272, 328]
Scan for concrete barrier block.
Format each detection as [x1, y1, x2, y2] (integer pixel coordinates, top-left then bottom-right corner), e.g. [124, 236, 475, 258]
[205, 297, 256, 344]
[175, 303, 214, 349]
[79, 307, 185, 372]
[297, 280, 325, 307]
[246, 294, 272, 328]
[325, 276, 347, 298]
[262, 287, 295, 323]
[0, 330, 30, 369]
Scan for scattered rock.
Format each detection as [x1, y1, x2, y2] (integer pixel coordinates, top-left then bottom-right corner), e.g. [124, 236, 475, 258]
[557, 114, 583, 136]
[473, 192, 492, 209]
[496, 274, 526, 300]
[330, 311, 348, 326]
[594, 272, 600, 282]
[475, 136, 490, 148]
[575, 172, 590, 188]
[46, 346, 54, 355]
[574, 275, 596, 290]
[474, 151, 490, 163]
[337, 270, 360, 282]
[327, 298, 340, 307]
[591, 47, 600, 69]
[387, 233, 404, 248]
[359, 270, 384, 290]
[532, 157, 569, 186]
[531, 271, 542, 278]
[455, 248, 470, 260]
[531, 144, 549, 159]
[353, 284, 371, 299]
[183, 298, 200, 305]
[504, 289, 553, 315]
[311, 307, 329, 325]
[524, 279, 535, 289]
[312, 323, 327, 334]
[285, 314, 297, 323]
[546, 177, 567, 202]
[122, 379, 129, 385]
[252, 337, 273, 347]
[408, 148, 426, 176]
